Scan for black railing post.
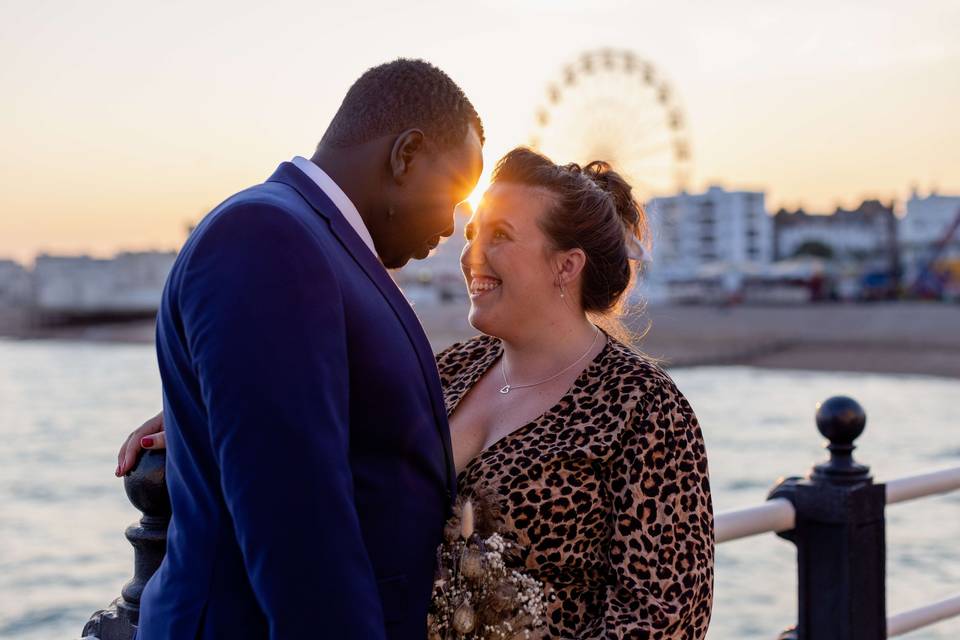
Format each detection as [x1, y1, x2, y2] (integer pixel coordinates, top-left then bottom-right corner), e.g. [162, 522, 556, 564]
[82, 450, 170, 640]
[768, 396, 887, 640]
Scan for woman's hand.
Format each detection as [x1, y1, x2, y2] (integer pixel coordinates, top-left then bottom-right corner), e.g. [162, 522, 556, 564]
[116, 411, 167, 477]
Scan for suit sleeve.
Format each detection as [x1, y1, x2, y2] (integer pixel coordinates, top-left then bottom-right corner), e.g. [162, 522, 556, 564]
[587, 375, 715, 639]
[179, 203, 387, 639]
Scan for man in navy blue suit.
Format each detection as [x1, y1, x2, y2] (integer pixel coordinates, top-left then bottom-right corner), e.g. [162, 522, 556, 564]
[132, 59, 484, 639]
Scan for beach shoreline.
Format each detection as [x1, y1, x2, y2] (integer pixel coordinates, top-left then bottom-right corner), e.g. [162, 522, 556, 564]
[3, 302, 959, 379]
[416, 301, 960, 379]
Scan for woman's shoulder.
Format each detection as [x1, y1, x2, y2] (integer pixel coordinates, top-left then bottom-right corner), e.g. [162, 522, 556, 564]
[601, 337, 675, 387]
[434, 333, 499, 383]
[596, 337, 693, 417]
[595, 339, 704, 464]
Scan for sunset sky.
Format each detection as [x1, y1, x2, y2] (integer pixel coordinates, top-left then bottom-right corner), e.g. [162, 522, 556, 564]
[2, 0, 958, 263]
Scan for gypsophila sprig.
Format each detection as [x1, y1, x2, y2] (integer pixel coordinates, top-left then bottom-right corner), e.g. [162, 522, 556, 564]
[428, 496, 548, 640]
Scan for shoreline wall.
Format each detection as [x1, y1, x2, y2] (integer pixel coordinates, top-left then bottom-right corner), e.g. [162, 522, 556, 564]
[2, 302, 959, 378]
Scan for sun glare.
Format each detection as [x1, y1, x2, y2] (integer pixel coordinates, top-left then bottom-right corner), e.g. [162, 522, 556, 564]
[465, 172, 491, 214]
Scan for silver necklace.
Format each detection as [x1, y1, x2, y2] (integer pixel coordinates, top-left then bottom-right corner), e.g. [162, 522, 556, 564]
[498, 327, 601, 395]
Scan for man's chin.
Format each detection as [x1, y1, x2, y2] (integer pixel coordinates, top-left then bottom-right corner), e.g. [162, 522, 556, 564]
[383, 256, 409, 269]
[406, 245, 433, 262]
[383, 244, 431, 269]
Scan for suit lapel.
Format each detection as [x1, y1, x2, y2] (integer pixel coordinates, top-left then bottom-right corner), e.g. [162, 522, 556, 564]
[266, 163, 457, 496]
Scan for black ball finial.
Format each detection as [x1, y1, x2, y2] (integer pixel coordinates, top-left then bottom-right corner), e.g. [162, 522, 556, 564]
[812, 396, 871, 485]
[815, 396, 866, 446]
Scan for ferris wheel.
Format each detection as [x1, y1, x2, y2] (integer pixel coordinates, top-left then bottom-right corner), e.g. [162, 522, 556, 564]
[529, 49, 692, 200]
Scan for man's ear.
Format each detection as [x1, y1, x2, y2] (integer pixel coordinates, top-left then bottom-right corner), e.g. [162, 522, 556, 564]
[389, 129, 425, 183]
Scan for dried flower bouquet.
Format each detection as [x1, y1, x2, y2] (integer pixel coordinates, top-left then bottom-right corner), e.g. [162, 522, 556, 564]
[428, 496, 548, 640]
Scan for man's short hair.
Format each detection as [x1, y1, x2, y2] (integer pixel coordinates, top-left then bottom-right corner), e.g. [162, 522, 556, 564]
[321, 58, 484, 152]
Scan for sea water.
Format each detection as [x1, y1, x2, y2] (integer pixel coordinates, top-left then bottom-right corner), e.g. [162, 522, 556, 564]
[0, 340, 957, 639]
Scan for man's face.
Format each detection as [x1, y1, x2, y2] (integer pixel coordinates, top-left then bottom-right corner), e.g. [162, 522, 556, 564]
[381, 126, 483, 268]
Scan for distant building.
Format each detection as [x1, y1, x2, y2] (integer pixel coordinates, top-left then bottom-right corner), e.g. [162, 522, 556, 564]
[773, 200, 897, 262]
[0, 259, 32, 307]
[901, 190, 960, 262]
[33, 251, 176, 317]
[646, 186, 772, 279]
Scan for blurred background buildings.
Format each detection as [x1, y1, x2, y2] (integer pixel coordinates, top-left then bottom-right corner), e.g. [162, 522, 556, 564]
[2, 45, 959, 323]
[1, 181, 958, 326]
[391, 186, 960, 307]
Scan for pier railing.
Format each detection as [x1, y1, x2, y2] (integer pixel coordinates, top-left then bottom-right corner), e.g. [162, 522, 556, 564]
[82, 396, 960, 639]
[715, 396, 960, 639]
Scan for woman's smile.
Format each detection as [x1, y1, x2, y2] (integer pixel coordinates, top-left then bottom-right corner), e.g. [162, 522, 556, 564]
[468, 274, 502, 299]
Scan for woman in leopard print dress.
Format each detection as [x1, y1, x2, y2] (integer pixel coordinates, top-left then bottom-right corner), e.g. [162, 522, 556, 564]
[438, 334, 712, 639]
[119, 148, 714, 638]
[441, 148, 713, 638]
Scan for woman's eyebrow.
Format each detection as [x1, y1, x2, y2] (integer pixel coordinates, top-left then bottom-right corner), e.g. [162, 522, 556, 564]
[486, 217, 515, 231]
[467, 206, 517, 234]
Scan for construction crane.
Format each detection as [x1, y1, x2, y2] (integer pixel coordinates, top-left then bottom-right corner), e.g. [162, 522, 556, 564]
[910, 207, 960, 298]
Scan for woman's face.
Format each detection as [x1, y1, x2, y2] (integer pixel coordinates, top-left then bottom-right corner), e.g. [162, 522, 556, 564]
[460, 182, 561, 339]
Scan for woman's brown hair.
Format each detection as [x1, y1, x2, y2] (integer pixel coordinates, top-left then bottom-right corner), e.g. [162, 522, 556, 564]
[490, 147, 649, 335]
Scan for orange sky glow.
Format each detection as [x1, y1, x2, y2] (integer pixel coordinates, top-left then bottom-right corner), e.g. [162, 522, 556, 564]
[1, 0, 958, 263]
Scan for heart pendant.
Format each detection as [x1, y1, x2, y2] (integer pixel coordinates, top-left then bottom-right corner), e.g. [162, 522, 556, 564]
[499, 385, 511, 394]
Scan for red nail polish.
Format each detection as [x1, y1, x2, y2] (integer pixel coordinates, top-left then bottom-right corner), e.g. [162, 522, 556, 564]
[141, 436, 154, 448]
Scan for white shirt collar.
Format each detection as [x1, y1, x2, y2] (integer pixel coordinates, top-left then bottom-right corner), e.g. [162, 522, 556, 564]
[291, 156, 378, 259]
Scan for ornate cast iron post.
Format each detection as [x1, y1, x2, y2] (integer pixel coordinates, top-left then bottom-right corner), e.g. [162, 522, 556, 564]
[82, 450, 169, 640]
[769, 396, 887, 640]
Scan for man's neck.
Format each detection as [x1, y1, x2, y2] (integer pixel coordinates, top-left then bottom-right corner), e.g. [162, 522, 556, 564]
[311, 143, 385, 230]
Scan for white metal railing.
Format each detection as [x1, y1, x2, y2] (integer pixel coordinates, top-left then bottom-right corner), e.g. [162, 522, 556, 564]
[888, 593, 960, 637]
[715, 498, 795, 544]
[713, 464, 960, 636]
[883, 465, 960, 635]
[714, 465, 960, 546]
[885, 466, 960, 505]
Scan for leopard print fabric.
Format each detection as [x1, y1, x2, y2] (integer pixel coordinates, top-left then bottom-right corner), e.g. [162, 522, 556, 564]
[436, 333, 714, 639]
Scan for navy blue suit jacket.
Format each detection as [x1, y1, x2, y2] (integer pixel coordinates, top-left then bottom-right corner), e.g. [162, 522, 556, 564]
[136, 162, 457, 640]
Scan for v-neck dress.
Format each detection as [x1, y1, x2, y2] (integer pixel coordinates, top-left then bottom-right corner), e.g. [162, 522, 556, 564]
[436, 334, 714, 640]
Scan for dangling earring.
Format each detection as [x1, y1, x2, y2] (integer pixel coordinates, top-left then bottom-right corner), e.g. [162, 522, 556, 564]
[559, 281, 565, 299]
